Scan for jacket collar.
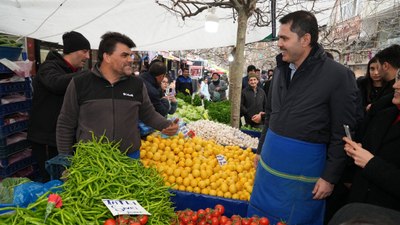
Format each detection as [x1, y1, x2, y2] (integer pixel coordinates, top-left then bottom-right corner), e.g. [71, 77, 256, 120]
[92, 63, 129, 83]
[139, 72, 160, 87]
[276, 43, 327, 70]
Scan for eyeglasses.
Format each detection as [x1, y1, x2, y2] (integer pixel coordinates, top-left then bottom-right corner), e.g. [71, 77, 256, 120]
[161, 81, 169, 84]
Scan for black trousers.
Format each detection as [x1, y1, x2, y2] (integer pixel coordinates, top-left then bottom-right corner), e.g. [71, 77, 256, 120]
[31, 142, 58, 182]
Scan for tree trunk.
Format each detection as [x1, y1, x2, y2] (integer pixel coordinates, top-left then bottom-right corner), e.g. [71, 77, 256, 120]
[229, 10, 249, 128]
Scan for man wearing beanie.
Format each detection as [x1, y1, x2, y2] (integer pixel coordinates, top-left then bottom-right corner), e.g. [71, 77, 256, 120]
[139, 60, 177, 117]
[240, 72, 267, 128]
[28, 31, 91, 182]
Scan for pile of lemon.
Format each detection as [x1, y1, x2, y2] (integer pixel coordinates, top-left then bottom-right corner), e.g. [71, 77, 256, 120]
[140, 133, 256, 201]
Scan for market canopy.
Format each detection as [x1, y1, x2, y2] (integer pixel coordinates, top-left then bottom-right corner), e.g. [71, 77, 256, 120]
[0, 0, 333, 51]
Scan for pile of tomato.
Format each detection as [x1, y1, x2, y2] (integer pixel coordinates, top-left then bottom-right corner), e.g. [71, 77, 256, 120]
[174, 204, 279, 225]
[103, 215, 148, 225]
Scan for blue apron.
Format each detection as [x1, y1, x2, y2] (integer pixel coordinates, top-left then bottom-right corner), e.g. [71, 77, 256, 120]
[248, 129, 326, 225]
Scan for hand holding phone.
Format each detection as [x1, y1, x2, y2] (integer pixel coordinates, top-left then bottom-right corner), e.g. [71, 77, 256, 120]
[343, 124, 352, 141]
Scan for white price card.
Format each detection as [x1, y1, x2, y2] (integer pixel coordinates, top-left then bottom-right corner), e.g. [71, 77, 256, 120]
[102, 199, 151, 216]
[216, 154, 227, 166]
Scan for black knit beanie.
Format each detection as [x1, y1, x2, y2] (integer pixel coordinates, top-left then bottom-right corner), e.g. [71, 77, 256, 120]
[62, 31, 91, 54]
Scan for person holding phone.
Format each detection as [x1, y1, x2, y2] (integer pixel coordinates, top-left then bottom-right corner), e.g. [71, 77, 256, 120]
[160, 76, 177, 116]
[343, 71, 400, 211]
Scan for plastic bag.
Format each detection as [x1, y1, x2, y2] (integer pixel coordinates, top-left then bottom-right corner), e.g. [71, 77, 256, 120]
[13, 180, 63, 208]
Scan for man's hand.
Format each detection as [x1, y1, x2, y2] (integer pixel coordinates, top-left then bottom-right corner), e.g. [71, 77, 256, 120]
[251, 112, 265, 124]
[312, 178, 334, 200]
[161, 122, 179, 136]
[253, 154, 260, 168]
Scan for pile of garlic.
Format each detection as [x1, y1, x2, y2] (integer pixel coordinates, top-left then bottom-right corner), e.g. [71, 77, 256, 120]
[187, 120, 259, 149]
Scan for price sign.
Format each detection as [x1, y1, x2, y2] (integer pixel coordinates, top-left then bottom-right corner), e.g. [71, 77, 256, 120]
[216, 154, 227, 166]
[102, 199, 151, 216]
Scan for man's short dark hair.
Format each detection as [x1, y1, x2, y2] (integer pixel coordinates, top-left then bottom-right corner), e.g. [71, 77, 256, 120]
[149, 61, 166, 77]
[98, 32, 136, 63]
[255, 68, 260, 72]
[279, 10, 319, 46]
[375, 44, 400, 69]
[247, 65, 256, 73]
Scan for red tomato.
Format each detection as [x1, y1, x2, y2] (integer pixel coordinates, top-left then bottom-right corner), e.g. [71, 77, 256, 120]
[276, 221, 287, 225]
[219, 215, 229, 224]
[241, 218, 250, 225]
[191, 212, 198, 223]
[259, 217, 269, 225]
[138, 215, 148, 225]
[205, 208, 212, 214]
[211, 217, 220, 225]
[116, 215, 130, 225]
[212, 210, 220, 218]
[104, 218, 117, 225]
[181, 216, 190, 224]
[197, 209, 206, 219]
[214, 204, 225, 215]
[198, 220, 207, 225]
[129, 222, 140, 225]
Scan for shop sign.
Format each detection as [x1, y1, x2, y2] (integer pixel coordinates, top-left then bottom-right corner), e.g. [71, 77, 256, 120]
[102, 199, 151, 216]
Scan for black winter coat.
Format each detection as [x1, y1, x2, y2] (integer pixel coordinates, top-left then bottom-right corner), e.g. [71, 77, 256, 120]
[257, 44, 359, 184]
[28, 51, 86, 146]
[240, 86, 267, 127]
[349, 105, 400, 211]
[139, 72, 170, 117]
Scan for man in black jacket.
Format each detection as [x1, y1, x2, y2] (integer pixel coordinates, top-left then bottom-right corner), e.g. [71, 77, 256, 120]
[240, 72, 267, 128]
[248, 11, 358, 224]
[28, 31, 90, 181]
[139, 61, 177, 117]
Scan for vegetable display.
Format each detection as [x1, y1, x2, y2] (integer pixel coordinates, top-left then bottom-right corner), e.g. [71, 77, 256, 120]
[206, 101, 230, 125]
[174, 204, 272, 225]
[0, 35, 23, 47]
[187, 120, 259, 149]
[140, 134, 256, 201]
[171, 98, 208, 123]
[0, 135, 176, 225]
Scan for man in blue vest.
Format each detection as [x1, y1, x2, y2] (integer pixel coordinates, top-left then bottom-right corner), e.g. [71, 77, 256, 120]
[248, 11, 358, 224]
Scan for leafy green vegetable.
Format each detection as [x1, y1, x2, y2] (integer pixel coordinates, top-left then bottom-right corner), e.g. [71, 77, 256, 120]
[207, 100, 231, 124]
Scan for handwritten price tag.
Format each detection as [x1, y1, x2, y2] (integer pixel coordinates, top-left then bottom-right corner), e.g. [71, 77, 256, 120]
[102, 199, 151, 216]
[216, 154, 227, 166]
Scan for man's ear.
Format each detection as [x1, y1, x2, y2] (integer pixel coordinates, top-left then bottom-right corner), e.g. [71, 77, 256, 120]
[103, 53, 111, 63]
[301, 33, 311, 47]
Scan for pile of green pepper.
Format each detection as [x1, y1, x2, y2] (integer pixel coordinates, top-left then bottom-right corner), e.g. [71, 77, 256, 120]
[0, 135, 176, 225]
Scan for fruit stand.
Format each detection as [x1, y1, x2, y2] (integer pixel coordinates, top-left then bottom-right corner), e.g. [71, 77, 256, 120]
[0, 94, 277, 224]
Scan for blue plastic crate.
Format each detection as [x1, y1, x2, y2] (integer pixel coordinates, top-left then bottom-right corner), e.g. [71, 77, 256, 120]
[240, 129, 262, 138]
[0, 139, 31, 164]
[0, 100, 31, 117]
[170, 190, 249, 217]
[0, 120, 28, 138]
[0, 155, 34, 178]
[0, 63, 13, 74]
[45, 155, 71, 180]
[0, 80, 30, 96]
[0, 46, 22, 61]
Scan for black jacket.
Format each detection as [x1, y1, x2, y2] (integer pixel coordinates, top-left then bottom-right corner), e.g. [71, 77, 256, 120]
[56, 64, 171, 154]
[240, 86, 267, 127]
[28, 51, 86, 146]
[356, 76, 394, 111]
[349, 105, 400, 211]
[139, 72, 172, 117]
[257, 44, 359, 184]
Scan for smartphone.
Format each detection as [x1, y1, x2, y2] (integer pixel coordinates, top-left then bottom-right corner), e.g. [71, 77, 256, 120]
[343, 124, 352, 140]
